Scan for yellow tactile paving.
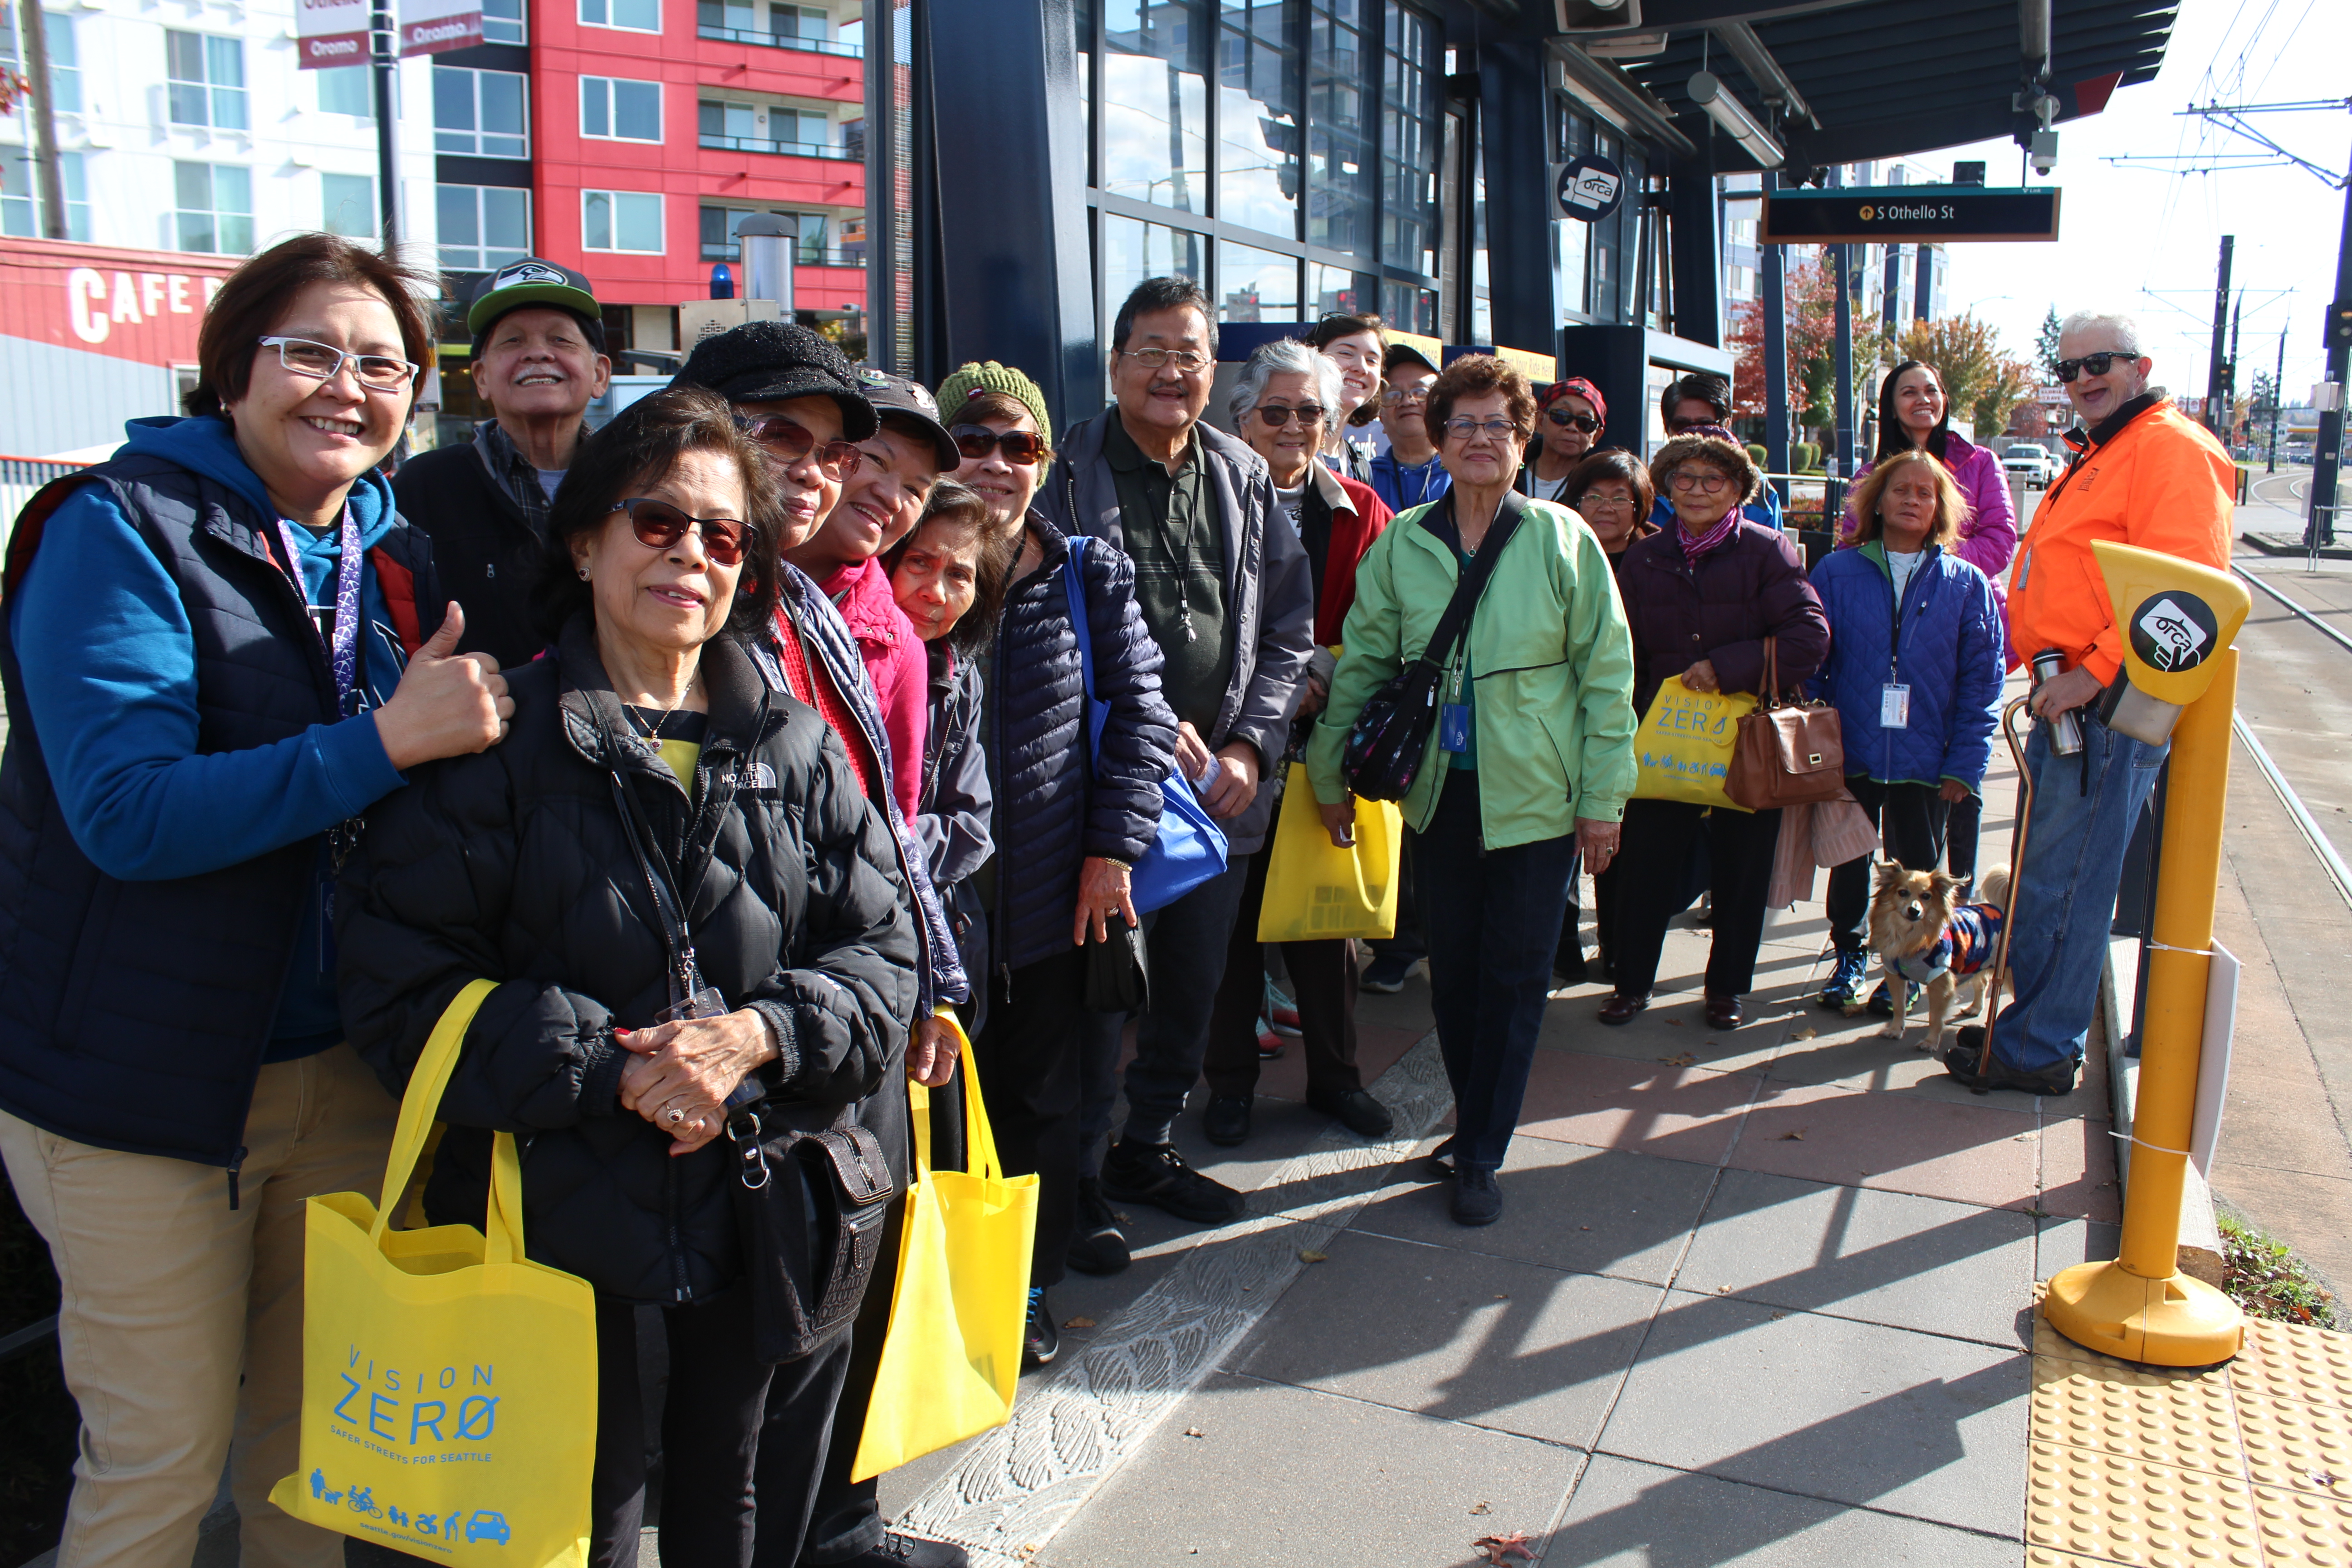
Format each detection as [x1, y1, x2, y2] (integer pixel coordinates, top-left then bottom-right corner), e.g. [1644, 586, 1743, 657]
[2034, 1356, 2250, 1477]
[2026, 1439, 2265, 1566]
[2235, 1322, 2352, 1415]
[2239, 1399, 2352, 1495]
[2250, 1484, 2352, 1566]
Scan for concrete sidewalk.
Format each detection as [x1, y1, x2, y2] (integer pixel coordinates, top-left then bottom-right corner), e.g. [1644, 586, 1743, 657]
[877, 749, 2132, 1565]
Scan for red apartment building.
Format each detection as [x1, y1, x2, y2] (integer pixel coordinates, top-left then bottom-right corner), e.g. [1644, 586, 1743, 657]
[429, 0, 865, 378]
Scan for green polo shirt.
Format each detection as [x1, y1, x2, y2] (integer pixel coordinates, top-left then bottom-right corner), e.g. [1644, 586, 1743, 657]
[1104, 415, 1232, 734]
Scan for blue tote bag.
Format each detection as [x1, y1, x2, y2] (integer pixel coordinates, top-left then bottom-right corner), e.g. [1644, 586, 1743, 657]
[1063, 535, 1229, 913]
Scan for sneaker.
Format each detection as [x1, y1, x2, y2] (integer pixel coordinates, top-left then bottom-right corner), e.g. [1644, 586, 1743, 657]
[1451, 1166, 1503, 1226]
[1361, 954, 1420, 994]
[1866, 980, 1895, 1017]
[1023, 1287, 1058, 1369]
[1065, 1176, 1131, 1276]
[1204, 1093, 1252, 1147]
[1265, 979, 1303, 1036]
[843, 1533, 972, 1567]
[1307, 1087, 1395, 1138]
[1256, 1019, 1285, 1061]
[1101, 1137, 1246, 1224]
[1940, 1029, 2078, 1096]
[1818, 949, 1870, 1012]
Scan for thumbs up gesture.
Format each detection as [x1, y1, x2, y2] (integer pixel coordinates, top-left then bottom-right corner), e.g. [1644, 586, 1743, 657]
[372, 603, 515, 770]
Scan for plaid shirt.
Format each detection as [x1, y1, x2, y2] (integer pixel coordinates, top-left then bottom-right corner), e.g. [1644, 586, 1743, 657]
[472, 419, 554, 534]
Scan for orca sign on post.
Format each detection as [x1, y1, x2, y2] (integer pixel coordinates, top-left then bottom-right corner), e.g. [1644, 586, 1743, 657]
[1550, 154, 1626, 224]
[298, 0, 478, 66]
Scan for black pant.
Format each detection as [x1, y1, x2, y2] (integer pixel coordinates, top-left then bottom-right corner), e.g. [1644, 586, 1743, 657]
[1826, 778, 1953, 954]
[1612, 801, 1784, 1000]
[1415, 774, 1578, 1170]
[1945, 789, 1982, 884]
[971, 946, 1085, 1289]
[590, 1288, 850, 1568]
[1203, 844, 1362, 1102]
[1364, 834, 1425, 968]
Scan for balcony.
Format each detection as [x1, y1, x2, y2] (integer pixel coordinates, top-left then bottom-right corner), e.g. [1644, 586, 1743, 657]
[698, 244, 866, 266]
[697, 132, 858, 160]
[693, 24, 861, 56]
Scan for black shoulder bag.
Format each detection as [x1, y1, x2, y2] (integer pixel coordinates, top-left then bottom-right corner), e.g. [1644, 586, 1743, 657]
[603, 728, 892, 1364]
[1340, 491, 1527, 803]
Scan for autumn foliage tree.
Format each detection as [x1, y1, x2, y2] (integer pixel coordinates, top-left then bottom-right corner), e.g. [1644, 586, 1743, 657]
[1888, 315, 2037, 441]
[1729, 252, 1889, 443]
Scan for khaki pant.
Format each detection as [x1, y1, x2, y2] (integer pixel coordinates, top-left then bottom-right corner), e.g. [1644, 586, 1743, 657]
[0, 1044, 397, 1568]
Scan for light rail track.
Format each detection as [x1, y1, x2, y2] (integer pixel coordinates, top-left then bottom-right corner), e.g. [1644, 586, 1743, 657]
[2230, 562, 2352, 907]
[2235, 563, 2352, 657]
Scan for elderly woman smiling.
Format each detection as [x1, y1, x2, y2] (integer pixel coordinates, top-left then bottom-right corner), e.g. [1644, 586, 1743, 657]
[338, 386, 918, 1568]
[1309, 354, 1636, 1227]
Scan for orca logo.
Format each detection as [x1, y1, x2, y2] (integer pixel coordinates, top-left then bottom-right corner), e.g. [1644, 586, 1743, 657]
[2130, 592, 2217, 673]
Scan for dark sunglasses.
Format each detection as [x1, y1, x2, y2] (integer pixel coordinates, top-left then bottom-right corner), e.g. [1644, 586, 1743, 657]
[611, 497, 754, 567]
[736, 415, 861, 478]
[1546, 408, 1602, 434]
[951, 424, 1047, 466]
[2053, 350, 2138, 383]
[1254, 404, 1326, 427]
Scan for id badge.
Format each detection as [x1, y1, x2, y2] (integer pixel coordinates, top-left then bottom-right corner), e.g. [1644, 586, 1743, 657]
[1438, 702, 1471, 753]
[655, 984, 729, 1025]
[1881, 684, 1911, 729]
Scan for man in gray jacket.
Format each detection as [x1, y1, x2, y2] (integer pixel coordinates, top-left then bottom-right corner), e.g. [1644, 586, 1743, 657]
[1039, 275, 1314, 1241]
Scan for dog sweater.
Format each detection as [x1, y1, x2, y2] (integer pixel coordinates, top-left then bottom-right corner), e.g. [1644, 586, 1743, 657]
[1888, 902, 2003, 985]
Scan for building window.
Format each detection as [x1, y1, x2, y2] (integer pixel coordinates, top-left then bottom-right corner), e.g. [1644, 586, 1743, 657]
[694, 0, 855, 51]
[1101, 0, 1207, 216]
[2, 12, 80, 113]
[434, 67, 528, 158]
[1101, 213, 1202, 324]
[166, 32, 248, 132]
[700, 204, 839, 263]
[317, 64, 373, 118]
[579, 0, 660, 33]
[1378, 2, 1441, 277]
[2, 147, 90, 240]
[481, 0, 526, 44]
[1218, 240, 1299, 323]
[1303, 0, 1370, 259]
[174, 161, 253, 254]
[1215, 0, 1300, 239]
[322, 172, 375, 237]
[584, 189, 663, 253]
[438, 183, 531, 270]
[583, 76, 662, 142]
[696, 99, 832, 156]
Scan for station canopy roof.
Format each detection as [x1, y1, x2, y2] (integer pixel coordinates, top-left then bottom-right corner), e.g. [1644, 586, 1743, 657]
[1479, 0, 2178, 178]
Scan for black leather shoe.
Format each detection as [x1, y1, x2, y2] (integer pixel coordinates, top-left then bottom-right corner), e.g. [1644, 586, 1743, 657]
[1597, 992, 1650, 1026]
[1064, 1176, 1130, 1276]
[1204, 1094, 1252, 1147]
[1451, 1166, 1503, 1226]
[1308, 1087, 1396, 1138]
[1943, 1030, 2077, 1096]
[841, 1533, 973, 1566]
[1420, 1134, 1458, 1181]
[1101, 1137, 1246, 1224]
[1022, 1287, 1058, 1369]
[1704, 994, 1743, 1031]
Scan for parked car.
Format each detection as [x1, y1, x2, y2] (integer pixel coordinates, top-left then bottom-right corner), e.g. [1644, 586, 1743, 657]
[2001, 442, 2054, 488]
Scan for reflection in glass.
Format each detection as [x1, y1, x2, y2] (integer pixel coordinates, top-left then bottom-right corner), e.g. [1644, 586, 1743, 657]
[1469, 109, 1490, 340]
[1308, 262, 1376, 319]
[1304, 0, 1370, 259]
[1102, 0, 1208, 214]
[1102, 213, 1206, 337]
[1219, 241, 1299, 322]
[1216, 0, 1299, 238]
[1379, 2, 1439, 274]
[1379, 280, 1436, 336]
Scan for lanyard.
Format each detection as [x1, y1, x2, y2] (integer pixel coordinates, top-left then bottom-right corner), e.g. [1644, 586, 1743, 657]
[1397, 458, 1441, 512]
[271, 506, 365, 718]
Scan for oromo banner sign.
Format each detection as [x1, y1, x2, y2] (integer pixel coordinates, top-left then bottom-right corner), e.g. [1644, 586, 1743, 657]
[298, 0, 480, 68]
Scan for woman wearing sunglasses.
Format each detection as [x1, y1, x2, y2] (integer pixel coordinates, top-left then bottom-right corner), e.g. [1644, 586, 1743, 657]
[1519, 377, 1607, 503]
[0, 233, 513, 1567]
[937, 360, 1055, 534]
[339, 386, 919, 1568]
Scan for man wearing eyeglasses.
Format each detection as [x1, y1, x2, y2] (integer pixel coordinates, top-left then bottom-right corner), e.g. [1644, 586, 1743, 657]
[1368, 342, 1450, 514]
[1039, 275, 1315, 1229]
[1648, 373, 1784, 532]
[1942, 309, 2233, 1097]
[393, 258, 612, 667]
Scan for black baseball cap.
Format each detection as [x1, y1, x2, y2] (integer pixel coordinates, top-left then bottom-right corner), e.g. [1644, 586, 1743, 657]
[853, 366, 959, 472]
[671, 320, 878, 441]
[1382, 341, 1438, 378]
[466, 257, 605, 353]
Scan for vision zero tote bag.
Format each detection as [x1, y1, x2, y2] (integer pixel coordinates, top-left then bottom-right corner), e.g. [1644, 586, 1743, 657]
[269, 980, 597, 1568]
[1724, 635, 1847, 811]
[1630, 676, 1758, 812]
[1257, 760, 1402, 943]
[849, 1041, 1039, 1482]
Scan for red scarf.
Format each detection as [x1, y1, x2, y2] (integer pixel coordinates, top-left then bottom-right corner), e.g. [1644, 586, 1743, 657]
[1676, 505, 1742, 564]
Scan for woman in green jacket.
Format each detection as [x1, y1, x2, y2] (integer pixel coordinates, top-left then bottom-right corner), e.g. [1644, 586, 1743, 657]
[1308, 354, 1637, 1227]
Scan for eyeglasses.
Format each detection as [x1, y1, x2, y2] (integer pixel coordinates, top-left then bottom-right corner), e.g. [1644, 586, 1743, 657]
[1576, 493, 1636, 512]
[951, 424, 1047, 466]
[1444, 417, 1519, 440]
[1254, 404, 1326, 427]
[2053, 350, 2139, 383]
[1546, 408, 1602, 434]
[1664, 416, 1718, 435]
[1382, 386, 1430, 406]
[736, 415, 861, 478]
[1116, 346, 1211, 374]
[611, 497, 754, 568]
[1668, 469, 1730, 493]
[258, 336, 419, 392]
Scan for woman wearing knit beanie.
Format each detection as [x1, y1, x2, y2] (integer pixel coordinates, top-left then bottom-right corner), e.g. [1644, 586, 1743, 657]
[937, 360, 1054, 533]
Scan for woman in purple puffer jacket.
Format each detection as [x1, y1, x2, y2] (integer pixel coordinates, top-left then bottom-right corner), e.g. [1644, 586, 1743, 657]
[1842, 359, 2019, 890]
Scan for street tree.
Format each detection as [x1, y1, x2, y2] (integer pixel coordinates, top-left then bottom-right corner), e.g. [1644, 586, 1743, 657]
[1888, 315, 2037, 440]
[2036, 306, 2064, 382]
[1729, 253, 1887, 443]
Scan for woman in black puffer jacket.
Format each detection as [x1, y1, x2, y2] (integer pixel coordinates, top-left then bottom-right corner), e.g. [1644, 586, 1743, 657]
[338, 388, 917, 1568]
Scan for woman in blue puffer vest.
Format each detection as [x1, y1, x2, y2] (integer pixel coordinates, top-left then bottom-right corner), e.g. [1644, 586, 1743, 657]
[1808, 449, 2005, 1012]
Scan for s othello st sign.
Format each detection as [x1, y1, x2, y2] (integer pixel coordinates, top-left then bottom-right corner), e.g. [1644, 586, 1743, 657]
[1761, 186, 2062, 244]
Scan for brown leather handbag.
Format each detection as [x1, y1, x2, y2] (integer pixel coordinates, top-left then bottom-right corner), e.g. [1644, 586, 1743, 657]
[1725, 636, 1846, 810]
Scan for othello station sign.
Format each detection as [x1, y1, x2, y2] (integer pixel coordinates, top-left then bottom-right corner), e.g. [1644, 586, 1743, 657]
[1760, 186, 2061, 245]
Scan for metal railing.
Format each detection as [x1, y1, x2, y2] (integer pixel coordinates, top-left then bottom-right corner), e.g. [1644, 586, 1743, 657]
[2, 456, 91, 552]
[696, 132, 855, 160]
[693, 24, 861, 55]
[697, 245, 867, 267]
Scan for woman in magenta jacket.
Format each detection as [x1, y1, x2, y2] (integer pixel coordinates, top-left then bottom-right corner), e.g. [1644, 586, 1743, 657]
[1843, 358, 2019, 892]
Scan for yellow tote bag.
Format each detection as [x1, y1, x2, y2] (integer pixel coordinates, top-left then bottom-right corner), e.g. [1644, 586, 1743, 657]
[1257, 762, 1403, 943]
[270, 980, 597, 1568]
[1631, 676, 1759, 812]
[850, 1039, 1038, 1481]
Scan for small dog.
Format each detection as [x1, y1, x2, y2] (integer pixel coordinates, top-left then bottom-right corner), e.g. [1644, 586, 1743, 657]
[1867, 863, 2011, 1050]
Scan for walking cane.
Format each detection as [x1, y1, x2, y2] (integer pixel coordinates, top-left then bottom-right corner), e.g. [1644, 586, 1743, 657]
[1973, 695, 2037, 1082]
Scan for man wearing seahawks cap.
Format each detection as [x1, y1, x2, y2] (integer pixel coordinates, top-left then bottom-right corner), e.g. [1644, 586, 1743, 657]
[393, 257, 611, 665]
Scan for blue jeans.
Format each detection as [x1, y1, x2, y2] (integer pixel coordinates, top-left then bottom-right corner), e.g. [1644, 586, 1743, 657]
[1991, 710, 2166, 1075]
[1415, 774, 1578, 1171]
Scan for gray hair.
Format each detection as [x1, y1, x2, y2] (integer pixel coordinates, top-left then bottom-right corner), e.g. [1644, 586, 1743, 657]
[1228, 338, 1345, 427]
[2058, 310, 2143, 355]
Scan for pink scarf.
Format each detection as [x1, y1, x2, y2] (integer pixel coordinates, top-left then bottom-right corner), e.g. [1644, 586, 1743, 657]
[1676, 505, 1742, 564]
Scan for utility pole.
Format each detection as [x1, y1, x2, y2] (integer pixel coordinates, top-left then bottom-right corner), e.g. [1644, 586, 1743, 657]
[2269, 319, 2287, 474]
[2314, 130, 2352, 548]
[2205, 235, 2234, 437]
[2228, 294, 2243, 449]
[17, 0, 68, 240]
[371, 0, 399, 247]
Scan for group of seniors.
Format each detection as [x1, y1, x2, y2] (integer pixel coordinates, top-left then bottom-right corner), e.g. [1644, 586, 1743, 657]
[0, 221, 2190, 1568]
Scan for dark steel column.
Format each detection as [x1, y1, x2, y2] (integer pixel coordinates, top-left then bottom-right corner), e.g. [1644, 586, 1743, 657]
[1668, 147, 1720, 348]
[1477, 36, 1558, 356]
[1762, 171, 1789, 502]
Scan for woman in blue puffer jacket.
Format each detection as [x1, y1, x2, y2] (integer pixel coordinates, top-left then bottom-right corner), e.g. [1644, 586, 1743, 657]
[1808, 449, 2004, 1012]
